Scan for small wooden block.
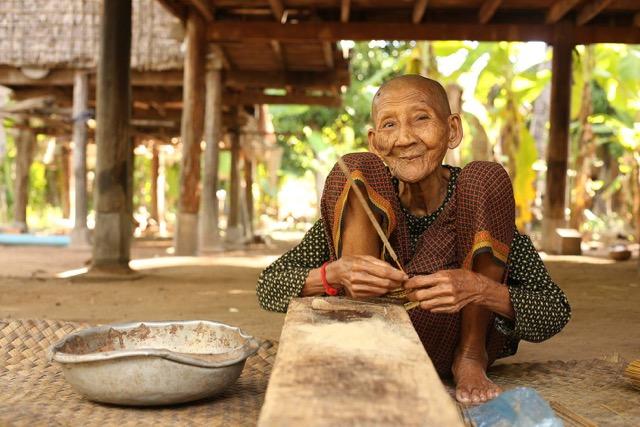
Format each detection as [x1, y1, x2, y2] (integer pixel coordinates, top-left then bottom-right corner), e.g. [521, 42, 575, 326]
[258, 297, 463, 427]
[555, 228, 582, 255]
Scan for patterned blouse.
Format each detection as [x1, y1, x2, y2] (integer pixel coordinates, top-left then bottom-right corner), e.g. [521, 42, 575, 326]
[257, 167, 571, 357]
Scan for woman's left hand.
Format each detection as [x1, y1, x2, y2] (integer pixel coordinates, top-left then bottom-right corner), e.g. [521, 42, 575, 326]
[404, 269, 487, 313]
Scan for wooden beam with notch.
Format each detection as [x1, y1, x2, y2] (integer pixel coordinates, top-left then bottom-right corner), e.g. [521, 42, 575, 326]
[341, 0, 351, 23]
[268, 0, 285, 22]
[207, 21, 640, 44]
[478, 0, 503, 24]
[322, 42, 335, 69]
[155, 0, 187, 21]
[576, 0, 615, 26]
[209, 44, 231, 69]
[412, 0, 429, 24]
[270, 40, 286, 69]
[546, 0, 582, 24]
[185, 0, 214, 22]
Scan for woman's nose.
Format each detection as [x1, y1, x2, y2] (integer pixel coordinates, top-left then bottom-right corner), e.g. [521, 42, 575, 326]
[395, 125, 417, 147]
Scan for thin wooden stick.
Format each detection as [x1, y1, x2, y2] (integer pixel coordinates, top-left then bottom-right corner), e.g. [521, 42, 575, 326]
[336, 156, 404, 272]
[336, 156, 419, 311]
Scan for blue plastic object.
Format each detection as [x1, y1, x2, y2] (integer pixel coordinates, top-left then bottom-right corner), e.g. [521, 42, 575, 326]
[465, 387, 563, 427]
[0, 234, 70, 247]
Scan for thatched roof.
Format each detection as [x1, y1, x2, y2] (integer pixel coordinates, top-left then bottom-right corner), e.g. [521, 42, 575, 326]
[0, 0, 183, 70]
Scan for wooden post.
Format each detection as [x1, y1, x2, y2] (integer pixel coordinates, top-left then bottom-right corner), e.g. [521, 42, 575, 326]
[175, 9, 206, 255]
[226, 127, 243, 243]
[150, 142, 159, 224]
[59, 142, 71, 219]
[198, 63, 223, 250]
[13, 126, 35, 233]
[258, 298, 464, 426]
[91, 0, 133, 273]
[70, 71, 90, 246]
[542, 22, 573, 253]
[243, 154, 255, 238]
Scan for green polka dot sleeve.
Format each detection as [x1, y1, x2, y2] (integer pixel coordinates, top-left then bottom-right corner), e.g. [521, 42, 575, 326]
[256, 220, 329, 312]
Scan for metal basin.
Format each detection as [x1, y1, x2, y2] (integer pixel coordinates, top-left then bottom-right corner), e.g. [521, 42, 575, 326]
[49, 320, 259, 406]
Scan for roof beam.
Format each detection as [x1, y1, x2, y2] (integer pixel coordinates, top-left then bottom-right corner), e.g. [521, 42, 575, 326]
[341, 0, 351, 23]
[576, 0, 614, 26]
[224, 91, 341, 107]
[185, 0, 214, 22]
[478, 0, 503, 24]
[0, 67, 347, 91]
[268, 0, 285, 22]
[546, 0, 582, 24]
[207, 21, 640, 44]
[322, 42, 335, 69]
[412, 0, 429, 24]
[155, 0, 187, 21]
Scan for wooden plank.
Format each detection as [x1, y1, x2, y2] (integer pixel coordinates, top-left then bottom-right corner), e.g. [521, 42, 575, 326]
[175, 9, 207, 255]
[92, 0, 133, 271]
[208, 21, 640, 44]
[546, 0, 582, 24]
[412, 0, 429, 24]
[576, 0, 615, 25]
[258, 298, 463, 426]
[322, 42, 334, 69]
[13, 126, 35, 233]
[268, 0, 285, 22]
[542, 22, 573, 254]
[341, 0, 350, 23]
[478, 0, 503, 24]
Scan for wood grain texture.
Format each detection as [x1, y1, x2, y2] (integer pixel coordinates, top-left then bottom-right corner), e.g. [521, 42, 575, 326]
[258, 297, 463, 427]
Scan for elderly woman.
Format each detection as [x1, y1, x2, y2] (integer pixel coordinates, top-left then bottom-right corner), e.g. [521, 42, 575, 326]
[257, 75, 570, 404]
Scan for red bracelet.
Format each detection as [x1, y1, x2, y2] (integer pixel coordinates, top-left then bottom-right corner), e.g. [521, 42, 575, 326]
[320, 261, 339, 296]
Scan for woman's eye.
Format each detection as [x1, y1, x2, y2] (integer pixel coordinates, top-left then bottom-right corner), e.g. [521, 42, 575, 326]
[416, 115, 429, 121]
[382, 122, 395, 128]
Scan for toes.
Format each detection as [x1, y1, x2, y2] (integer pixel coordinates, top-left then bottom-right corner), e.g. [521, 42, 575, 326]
[470, 388, 482, 404]
[456, 387, 471, 404]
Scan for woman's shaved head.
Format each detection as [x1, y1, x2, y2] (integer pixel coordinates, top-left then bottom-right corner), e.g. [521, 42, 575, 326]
[371, 75, 451, 123]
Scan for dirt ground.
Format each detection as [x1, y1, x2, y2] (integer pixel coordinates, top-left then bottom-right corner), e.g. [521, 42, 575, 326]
[0, 235, 638, 364]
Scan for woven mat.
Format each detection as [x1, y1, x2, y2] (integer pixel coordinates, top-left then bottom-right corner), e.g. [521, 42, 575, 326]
[2, 319, 639, 426]
[0, 319, 276, 427]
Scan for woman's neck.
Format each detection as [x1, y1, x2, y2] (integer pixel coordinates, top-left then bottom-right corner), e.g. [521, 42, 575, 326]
[398, 166, 450, 217]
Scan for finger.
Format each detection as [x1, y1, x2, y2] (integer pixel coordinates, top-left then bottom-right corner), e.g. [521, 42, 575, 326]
[403, 273, 446, 289]
[350, 284, 389, 297]
[355, 256, 408, 281]
[429, 296, 481, 313]
[408, 285, 452, 301]
[351, 271, 403, 289]
[419, 297, 455, 311]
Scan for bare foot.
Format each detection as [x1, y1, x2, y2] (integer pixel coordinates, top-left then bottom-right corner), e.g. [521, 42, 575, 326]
[452, 352, 501, 405]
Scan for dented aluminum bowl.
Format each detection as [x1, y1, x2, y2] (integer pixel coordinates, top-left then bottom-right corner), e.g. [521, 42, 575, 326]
[49, 320, 259, 406]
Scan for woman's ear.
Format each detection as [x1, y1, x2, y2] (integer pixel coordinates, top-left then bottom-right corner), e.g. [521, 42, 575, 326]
[367, 128, 379, 155]
[447, 113, 463, 149]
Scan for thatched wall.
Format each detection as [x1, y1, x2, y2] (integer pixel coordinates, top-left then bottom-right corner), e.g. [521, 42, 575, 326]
[0, 0, 183, 70]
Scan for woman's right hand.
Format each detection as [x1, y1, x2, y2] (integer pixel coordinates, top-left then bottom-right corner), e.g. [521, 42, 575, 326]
[325, 255, 408, 298]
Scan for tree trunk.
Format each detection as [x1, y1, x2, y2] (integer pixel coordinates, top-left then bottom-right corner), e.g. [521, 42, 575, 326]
[175, 9, 206, 255]
[91, 0, 133, 272]
[569, 46, 595, 230]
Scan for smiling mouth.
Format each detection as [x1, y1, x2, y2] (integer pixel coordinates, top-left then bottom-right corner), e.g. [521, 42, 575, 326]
[399, 154, 423, 161]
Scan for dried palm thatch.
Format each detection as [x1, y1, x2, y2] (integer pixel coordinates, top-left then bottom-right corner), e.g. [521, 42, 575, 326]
[624, 359, 640, 390]
[0, 0, 183, 71]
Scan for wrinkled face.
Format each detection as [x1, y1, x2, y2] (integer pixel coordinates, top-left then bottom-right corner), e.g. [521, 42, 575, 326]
[368, 81, 462, 183]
